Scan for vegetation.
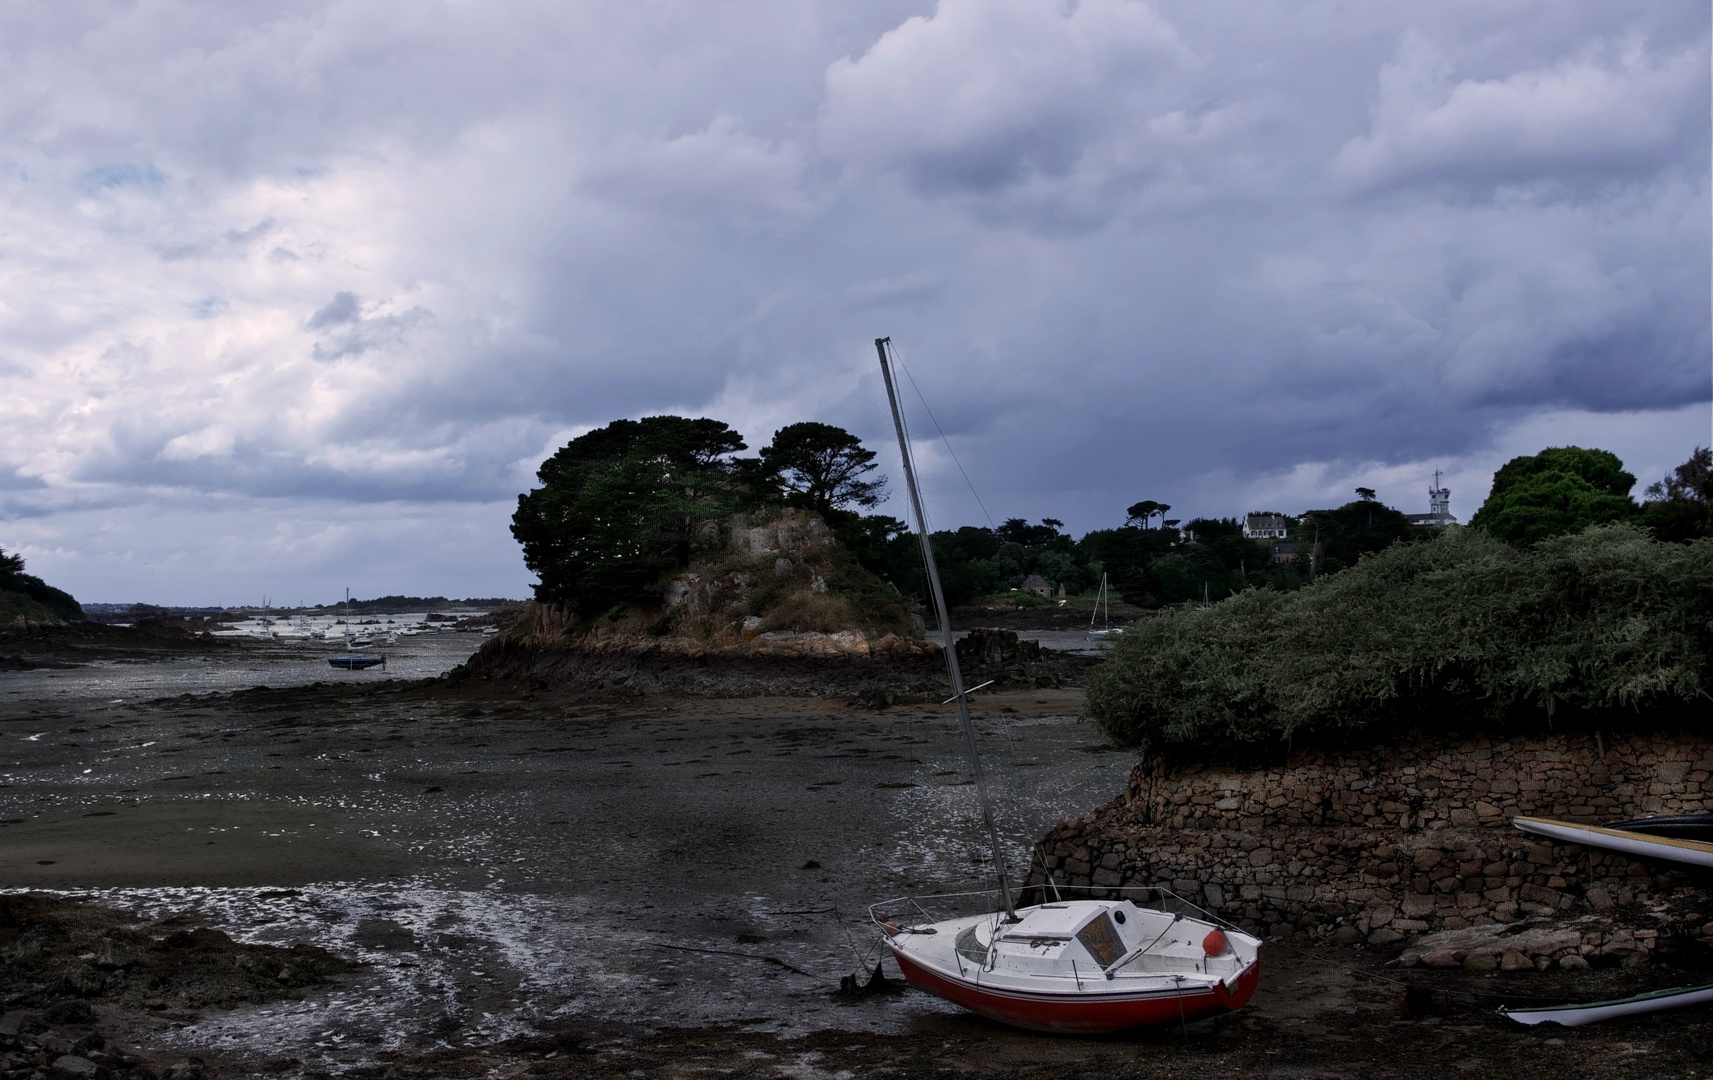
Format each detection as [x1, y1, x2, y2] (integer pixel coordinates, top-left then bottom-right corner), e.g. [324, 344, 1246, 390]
[1086, 524, 1713, 757]
[511, 416, 750, 616]
[511, 415, 913, 631]
[1469, 446, 1639, 546]
[0, 547, 83, 623]
[1642, 447, 1712, 544]
[755, 421, 886, 519]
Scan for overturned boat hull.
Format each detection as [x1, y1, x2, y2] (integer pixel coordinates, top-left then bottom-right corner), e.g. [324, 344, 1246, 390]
[1501, 981, 1713, 1027]
[1512, 816, 1713, 869]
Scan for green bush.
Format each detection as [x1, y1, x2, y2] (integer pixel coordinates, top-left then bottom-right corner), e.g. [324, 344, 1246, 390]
[1086, 524, 1713, 756]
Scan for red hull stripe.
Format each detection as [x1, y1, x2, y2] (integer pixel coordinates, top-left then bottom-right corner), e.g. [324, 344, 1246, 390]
[889, 948, 1260, 1033]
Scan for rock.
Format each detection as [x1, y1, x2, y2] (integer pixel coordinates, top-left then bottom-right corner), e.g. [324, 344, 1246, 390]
[1584, 885, 1614, 911]
[96, 938, 137, 969]
[1558, 954, 1590, 972]
[1331, 926, 1362, 947]
[1367, 928, 1404, 946]
[1462, 952, 1498, 973]
[1412, 849, 1442, 871]
[60, 966, 104, 997]
[35, 1034, 74, 1056]
[1422, 950, 1464, 969]
[1203, 883, 1225, 909]
[50, 1055, 98, 1079]
[0, 1012, 37, 1038]
[1500, 949, 1533, 972]
[1269, 923, 1296, 940]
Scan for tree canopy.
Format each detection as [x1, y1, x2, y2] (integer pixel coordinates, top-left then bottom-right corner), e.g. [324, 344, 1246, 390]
[1643, 447, 1712, 544]
[511, 416, 747, 615]
[0, 547, 83, 622]
[1469, 446, 1638, 547]
[757, 421, 885, 519]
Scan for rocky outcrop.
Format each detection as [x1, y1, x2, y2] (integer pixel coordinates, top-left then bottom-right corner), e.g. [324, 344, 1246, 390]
[456, 628, 948, 698]
[1031, 730, 1713, 960]
[955, 627, 1096, 689]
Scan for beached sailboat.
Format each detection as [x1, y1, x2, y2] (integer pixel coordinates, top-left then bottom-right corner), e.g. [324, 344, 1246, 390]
[1512, 816, 1713, 870]
[868, 337, 1261, 1033]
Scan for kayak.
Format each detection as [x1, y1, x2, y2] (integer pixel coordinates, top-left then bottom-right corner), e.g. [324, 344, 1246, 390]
[1511, 816, 1713, 869]
[1500, 981, 1713, 1027]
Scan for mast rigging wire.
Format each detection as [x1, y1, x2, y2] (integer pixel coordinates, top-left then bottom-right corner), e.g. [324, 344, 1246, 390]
[887, 341, 996, 531]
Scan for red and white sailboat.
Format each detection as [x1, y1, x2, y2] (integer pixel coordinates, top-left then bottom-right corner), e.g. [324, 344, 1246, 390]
[871, 339, 1262, 1033]
[873, 893, 1260, 1032]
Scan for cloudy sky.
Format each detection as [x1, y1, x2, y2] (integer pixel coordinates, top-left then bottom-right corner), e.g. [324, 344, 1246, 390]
[1, 0, 1708, 605]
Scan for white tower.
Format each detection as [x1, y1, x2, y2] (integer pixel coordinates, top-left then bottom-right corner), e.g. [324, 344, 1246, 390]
[1428, 470, 1452, 522]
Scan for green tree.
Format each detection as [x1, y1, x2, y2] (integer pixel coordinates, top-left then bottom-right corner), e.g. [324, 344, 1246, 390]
[511, 416, 746, 615]
[1643, 447, 1713, 543]
[757, 422, 885, 520]
[0, 547, 83, 622]
[1294, 499, 1417, 574]
[1470, 446, 1639, 547]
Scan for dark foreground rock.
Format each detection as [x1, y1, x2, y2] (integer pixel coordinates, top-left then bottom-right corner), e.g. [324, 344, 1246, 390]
[0, 895, 355, 1080]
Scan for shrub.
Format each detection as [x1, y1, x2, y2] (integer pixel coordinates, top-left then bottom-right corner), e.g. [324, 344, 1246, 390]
[1086, 524, 1713, 756]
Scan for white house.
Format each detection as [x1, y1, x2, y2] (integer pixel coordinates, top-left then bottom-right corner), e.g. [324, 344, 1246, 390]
[1242, 513, 1293, 540]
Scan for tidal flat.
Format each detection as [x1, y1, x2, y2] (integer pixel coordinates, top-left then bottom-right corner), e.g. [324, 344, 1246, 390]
[2, 634, 1709, 1078]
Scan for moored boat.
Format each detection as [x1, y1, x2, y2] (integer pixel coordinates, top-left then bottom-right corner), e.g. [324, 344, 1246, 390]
[328, 654, 385, 671]
[875, 893, 1260, 1033]
[1512, 816, 1713, 869]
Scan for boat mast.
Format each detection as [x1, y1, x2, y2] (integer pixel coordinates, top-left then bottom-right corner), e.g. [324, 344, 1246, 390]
[875, 337, 1018, 921]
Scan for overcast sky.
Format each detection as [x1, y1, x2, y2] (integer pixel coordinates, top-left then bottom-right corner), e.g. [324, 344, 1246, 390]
[1, 0, 1708, 605]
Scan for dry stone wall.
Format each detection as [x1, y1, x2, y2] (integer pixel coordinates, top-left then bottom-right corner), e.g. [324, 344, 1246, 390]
[1032, 731, 1713, 956]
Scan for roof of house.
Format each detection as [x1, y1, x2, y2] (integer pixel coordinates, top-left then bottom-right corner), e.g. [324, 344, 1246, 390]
[1021, 574, 1051, 587]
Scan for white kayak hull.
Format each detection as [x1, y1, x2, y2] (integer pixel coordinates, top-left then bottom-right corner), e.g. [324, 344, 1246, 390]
[1501, 981, 1713, 1027]
[1512, 816, 1713, 869]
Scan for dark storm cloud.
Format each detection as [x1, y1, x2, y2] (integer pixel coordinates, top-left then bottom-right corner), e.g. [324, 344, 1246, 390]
[0, 0, 1706, 601]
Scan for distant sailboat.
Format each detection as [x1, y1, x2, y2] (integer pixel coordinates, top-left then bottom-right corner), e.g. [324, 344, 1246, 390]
[1087, 573, 1121, 639]
[328, 587, 385, 671]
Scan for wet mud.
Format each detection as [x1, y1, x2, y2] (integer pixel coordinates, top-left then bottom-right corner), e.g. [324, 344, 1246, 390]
[3, 634, 1711, 1077]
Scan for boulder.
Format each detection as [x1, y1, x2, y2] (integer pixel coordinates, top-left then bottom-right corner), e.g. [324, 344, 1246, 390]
[1500, 949, 1533, 972]
[50, 1056, 98, 1079]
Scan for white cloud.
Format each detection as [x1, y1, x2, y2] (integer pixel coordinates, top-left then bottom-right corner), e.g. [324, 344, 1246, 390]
[1333, 31, 1708, 192]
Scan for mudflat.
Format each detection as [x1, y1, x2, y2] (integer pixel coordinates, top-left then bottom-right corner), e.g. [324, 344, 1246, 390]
[2, 634, 1710, 1078]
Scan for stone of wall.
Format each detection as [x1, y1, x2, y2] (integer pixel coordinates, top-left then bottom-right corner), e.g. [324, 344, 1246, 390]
[1031, 731, 1713, 949]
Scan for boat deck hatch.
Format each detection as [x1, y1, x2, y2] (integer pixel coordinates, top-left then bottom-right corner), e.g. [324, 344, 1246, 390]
[1076, 913, 1125, 967]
